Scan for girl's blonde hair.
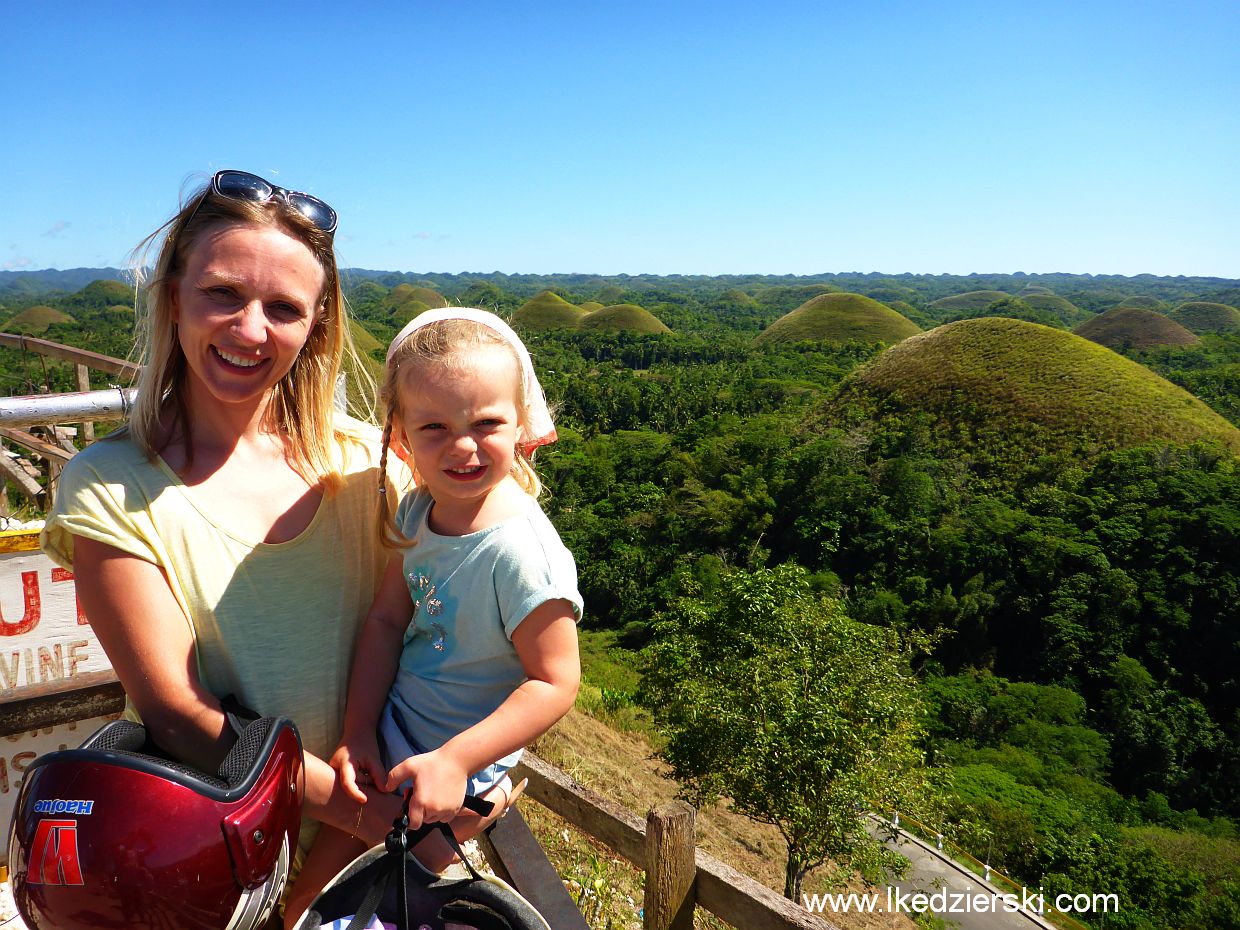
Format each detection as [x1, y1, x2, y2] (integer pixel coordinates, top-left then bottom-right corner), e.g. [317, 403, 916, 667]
[126, 177, 373, 492]
[378, 318, 542, 547]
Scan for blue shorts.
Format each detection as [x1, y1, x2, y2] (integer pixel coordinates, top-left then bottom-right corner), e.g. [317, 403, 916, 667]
[377, 702, 518, 798]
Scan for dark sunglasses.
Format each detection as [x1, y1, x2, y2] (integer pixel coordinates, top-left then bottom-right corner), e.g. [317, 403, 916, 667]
[194, 169, 338, 235]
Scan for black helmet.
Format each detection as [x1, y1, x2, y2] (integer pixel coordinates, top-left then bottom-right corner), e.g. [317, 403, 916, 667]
[7, 715, 303, 930]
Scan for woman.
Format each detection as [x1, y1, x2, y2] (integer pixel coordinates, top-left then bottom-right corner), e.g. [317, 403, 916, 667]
[40, 170, 407, 877]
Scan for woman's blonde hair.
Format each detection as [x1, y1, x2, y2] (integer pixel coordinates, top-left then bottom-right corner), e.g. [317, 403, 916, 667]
[377, 318, 542, 547]
[126, 177, 372, 492]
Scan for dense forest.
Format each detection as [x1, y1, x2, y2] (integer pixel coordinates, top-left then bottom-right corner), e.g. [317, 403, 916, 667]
[3, 268, 1239, 928]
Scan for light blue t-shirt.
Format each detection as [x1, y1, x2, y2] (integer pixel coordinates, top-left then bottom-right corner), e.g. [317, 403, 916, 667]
[379, 489, 583, 786]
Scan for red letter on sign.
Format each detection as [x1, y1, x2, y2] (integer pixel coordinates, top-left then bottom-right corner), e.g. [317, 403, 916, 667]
[51, 568, 88, 626]
[29, 819, 85, 884]
[0, 571, 41, 636]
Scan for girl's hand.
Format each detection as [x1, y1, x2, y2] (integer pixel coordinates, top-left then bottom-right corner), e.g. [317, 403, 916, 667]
[330, 735, 385, 805]
[386, 748, 471, 828]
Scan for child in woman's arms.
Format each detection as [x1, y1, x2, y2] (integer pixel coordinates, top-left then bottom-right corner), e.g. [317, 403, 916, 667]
[285, 309, 581, 926]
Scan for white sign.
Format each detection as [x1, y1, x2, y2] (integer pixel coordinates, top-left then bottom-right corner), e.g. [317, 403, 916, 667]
[0, 534, 117, 867]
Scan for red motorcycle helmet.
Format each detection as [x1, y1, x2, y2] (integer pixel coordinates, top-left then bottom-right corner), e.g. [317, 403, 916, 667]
[7, 715, 303, 930]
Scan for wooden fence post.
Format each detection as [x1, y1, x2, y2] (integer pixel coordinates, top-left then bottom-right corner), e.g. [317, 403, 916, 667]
[643, 802, 696, 930]
[75, 364, 95, 443]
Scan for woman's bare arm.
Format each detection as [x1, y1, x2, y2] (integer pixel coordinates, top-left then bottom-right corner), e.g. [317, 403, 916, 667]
[72, 536, 404, 837]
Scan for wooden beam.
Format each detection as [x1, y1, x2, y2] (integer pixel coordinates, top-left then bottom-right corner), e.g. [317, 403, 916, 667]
[0, 670, 126, 737]
[0, 333, 140, 378]
[0, 428, 75, 464]
[694, 852, 842, 930]
[0, 448, 45, 501]
[512, 752, 647, 866]
[481, 809, 590, 930]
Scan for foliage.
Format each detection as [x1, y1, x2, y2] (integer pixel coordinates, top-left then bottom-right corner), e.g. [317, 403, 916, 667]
[639, 563, 940, 900]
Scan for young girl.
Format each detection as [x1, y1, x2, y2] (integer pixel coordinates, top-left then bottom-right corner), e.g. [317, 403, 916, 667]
[285, 308, 582, 925]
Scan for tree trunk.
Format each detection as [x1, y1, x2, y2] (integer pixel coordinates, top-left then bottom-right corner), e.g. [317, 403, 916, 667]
[783, 849, 806, 901]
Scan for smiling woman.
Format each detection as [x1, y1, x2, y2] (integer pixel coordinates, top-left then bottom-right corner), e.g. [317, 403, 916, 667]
[34, 171, 410, 930]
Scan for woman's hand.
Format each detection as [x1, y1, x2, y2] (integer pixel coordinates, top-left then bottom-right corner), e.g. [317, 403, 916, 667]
[386, 747, 471, 828]
[330, 734, 385, 805]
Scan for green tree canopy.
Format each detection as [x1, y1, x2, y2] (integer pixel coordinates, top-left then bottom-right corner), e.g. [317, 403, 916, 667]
[639, 563, 940, 899]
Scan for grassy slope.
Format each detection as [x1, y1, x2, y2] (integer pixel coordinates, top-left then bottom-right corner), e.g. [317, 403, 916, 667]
[581, 304, 672, 334]
[1074, 307, 1199, 349]
[757, 293, 921, 346]
[1169, 301, 1240, 334]
[929, 290, 1010, 311]
[1114, 295, 1166, 311]
[513, 290, 590, 330]
[837, 318, 1240, 466]
[2, 305, 73, 333]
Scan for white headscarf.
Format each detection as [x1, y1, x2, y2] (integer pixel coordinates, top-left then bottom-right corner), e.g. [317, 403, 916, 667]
[386, 307, 557, 455]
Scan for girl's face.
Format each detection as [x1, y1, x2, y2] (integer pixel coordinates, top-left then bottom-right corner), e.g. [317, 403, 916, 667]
[397, 345, 523, 527]
[170, 223, 324, 416]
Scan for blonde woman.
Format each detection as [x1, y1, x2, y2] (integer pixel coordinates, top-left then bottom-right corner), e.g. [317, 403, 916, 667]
[41, 171, 408, 885]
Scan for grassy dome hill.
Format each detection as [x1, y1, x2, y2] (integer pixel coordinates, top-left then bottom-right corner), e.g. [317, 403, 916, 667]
[1168, 301, 1240, 334]
[77, 279, 131, 306]
[387, 284, 448, 310]
[930, 290, 1010, 312]
[578, 301, 605, 313]
[1115, 295, 1167, 312]
[1074, 307, 1199, 350]
[512, 290, 589, 331]
[1021, 293, 1089, 327]
[580, 304, 671, 334]
[1018, 285, 1054, 296]
[756, 293, 921, 346]
[834, 318, 1240, 470]
[3, 305, 73, 334]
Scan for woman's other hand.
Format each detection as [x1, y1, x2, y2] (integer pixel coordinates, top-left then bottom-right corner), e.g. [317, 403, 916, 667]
[330, 735, 385, 805]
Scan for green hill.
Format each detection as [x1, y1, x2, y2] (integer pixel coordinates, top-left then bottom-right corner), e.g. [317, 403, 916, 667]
[756, 293, 921, 346]
[1114, 295, 1167, 312]
[3, 305, 73, 334]
[580, 304, 671, 334]
[1074, 307, 1199, 350]
[387, 284, 448, 310]
[512, 290, 589, 331]
[1018, 285, 1054, 296]
[1022, 293, 1088, 326]
[1168, 301, 1240, 334]
[930, 290, 1010, 312]
[77, 279, 132, 307]
[578, 301, 605, 313]
[833, 318, 1240, 473]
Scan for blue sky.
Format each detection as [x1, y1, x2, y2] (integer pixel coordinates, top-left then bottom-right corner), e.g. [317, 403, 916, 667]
[4, 0, 1238, 277]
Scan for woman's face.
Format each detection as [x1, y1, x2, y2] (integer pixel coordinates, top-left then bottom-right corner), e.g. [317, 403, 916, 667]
[170, 223, 325, 415]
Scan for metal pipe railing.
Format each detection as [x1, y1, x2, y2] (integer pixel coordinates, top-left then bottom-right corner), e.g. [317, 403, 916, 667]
[0, 388, 138, 428]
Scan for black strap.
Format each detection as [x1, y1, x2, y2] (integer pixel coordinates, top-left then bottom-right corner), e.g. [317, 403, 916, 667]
[219, 693, 260, 737]
[339, 789, 500, 930]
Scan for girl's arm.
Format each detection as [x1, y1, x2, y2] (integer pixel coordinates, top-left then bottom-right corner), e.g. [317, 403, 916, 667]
[333, 553, 412, 803]
[387, 597, 580, 827]
[73, 537, 404, 838]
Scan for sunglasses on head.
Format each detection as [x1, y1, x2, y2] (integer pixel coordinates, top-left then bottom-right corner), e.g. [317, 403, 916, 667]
[195, 169, 338, 235]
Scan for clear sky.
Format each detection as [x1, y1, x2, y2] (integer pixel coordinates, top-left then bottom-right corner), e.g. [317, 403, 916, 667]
[4, 0, 1238, 278]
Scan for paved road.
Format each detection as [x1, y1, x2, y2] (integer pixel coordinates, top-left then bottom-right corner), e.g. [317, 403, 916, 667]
[870, 819, 1058, 930]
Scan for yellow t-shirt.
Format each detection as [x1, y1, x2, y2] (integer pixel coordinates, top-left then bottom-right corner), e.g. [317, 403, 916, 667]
[40, 420, 404, 857]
